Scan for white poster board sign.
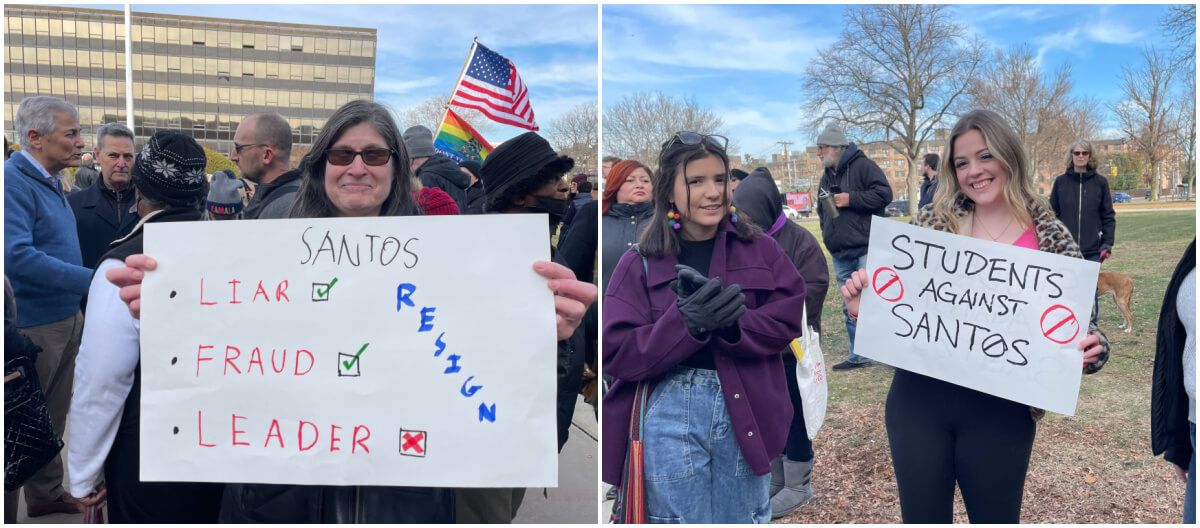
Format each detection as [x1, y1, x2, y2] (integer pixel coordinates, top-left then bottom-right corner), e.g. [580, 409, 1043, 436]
[856, 217, 1099, 416]
[139, 215, 558, 487]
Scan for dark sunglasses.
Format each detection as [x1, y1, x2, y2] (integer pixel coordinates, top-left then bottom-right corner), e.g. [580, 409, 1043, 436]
[662, 131, 728, 152]
[325, 147, 395, 166]
[1072, 151, 1089, 156]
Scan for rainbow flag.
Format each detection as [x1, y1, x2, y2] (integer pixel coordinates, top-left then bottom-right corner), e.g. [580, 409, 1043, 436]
[434, 109, 493, 163]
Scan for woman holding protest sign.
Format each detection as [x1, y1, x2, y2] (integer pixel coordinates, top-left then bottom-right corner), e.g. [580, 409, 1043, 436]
[841, 109, 1110, 523]
[103, 100, 596, 523]
[602, 132, 806, 523]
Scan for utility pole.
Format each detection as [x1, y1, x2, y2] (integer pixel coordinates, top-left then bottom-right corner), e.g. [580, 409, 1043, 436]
[777, 141, 793, 188]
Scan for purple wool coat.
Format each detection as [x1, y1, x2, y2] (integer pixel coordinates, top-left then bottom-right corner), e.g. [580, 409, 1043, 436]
[601, 221, 807, 486]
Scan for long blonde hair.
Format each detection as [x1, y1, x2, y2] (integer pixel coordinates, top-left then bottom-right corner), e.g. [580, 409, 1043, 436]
[930, 109, 1043, 233]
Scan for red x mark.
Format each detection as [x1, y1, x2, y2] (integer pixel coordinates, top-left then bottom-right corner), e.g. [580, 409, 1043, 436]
[402, 432, 425, 454]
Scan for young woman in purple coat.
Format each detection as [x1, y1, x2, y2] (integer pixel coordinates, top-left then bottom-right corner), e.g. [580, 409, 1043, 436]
[602, 132, 807, 523]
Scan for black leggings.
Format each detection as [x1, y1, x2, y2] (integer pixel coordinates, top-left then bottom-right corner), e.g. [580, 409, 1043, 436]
[782, 353, 813, 462]
[885, 369, 1035, 523]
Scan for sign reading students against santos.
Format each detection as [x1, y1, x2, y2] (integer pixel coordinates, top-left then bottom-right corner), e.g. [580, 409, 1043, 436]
[139, 215, 558, 487]
[856, 218, 1099, 416]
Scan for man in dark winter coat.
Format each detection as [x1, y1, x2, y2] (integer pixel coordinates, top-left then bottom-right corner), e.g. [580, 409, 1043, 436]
[734, 167, 829, 518]
[917, 153, 939, 210]
[231, 112, 301, 220]
[815, 124, 892, 371]
[68, 123, 138, 271]
[404, 125, 470, 212]
[1049, 139, 1116, 324]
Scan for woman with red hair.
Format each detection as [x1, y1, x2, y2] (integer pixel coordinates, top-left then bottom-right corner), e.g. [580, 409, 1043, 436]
[601, 159, 654, 291]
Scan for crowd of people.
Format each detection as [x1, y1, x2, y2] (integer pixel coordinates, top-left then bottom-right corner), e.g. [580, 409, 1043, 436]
[3, 90, 1192, 525]
[599, 110, 1192, 524]
[4, 95, 598, 523]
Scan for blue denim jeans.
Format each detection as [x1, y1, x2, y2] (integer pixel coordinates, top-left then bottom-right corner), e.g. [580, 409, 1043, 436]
[832, 254, 870, 364]
[1187, 421, 1196, 524]
[643, 367, 771, 523]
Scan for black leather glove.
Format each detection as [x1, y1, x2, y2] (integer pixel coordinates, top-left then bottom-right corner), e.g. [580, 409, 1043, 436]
[677, 279, 747, 337]
[669, 264, 709, 300]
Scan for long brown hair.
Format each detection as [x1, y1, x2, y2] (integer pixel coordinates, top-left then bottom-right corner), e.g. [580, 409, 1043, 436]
[602, 159, 652, 215]
[638, 136, 760, 258]
[287, 100, 418, 219]
[932, 109, 1042, 233]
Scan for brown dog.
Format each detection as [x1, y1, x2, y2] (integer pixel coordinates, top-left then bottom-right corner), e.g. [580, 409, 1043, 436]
[1096, 272, 1134, 333]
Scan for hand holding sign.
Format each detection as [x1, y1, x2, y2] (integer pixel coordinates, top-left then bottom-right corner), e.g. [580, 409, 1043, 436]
[105, 254, 158, 319]
[840, 268, 870, 318]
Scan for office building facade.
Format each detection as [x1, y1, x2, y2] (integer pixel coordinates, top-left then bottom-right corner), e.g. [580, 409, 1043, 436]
[4, 5, 376, 161]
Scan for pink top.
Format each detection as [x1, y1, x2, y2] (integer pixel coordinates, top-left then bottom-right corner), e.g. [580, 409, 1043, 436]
[1013, 227, 1038, 249]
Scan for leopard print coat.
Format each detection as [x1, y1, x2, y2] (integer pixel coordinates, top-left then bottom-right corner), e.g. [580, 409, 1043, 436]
[911, 193, 1111, 419]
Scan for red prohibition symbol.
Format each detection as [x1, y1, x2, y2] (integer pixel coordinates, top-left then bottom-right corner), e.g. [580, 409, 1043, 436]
[1040, 304, 1080, 344]
[872, 267, 904, 303]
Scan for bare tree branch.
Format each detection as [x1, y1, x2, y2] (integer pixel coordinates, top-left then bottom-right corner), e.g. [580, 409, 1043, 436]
[395, 95, 496, 136]
[801, 4, 984, 213]
[603, 91, 725, 166]
[1109, 47, 1179, 201]
[544, 101, 598, 174]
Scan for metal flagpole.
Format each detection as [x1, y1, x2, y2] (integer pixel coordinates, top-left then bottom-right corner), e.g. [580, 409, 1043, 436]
[124, 4, 134, 132]
[436, 37, 477, 136]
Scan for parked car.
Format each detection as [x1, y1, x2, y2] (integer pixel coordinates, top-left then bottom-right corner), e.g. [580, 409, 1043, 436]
[1112, 192, 1131, 203]
[885, 200, 910, 217]
[784, 207, 802, 221]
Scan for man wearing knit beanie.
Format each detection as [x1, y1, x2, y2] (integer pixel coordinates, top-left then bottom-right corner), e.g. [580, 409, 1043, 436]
[403, 125, 469, 212]
[206, 169, 245, 220]
[69, 129, 224, 522]
[814, 122, 892, 371]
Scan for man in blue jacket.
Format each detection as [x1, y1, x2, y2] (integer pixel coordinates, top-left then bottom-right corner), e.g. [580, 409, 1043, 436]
[4, 95, 90, 518]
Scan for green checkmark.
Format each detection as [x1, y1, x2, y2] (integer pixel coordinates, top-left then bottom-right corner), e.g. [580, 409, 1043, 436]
[317, 277, 339, 298]
[342, 343, 369, 371]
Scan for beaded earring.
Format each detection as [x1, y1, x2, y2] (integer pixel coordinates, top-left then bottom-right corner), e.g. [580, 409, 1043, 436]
[667, 205, 681, 230]
[730, 205, 739, 223]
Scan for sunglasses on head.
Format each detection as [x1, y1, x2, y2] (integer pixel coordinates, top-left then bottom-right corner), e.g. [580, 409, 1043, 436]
[662, 131, 728, 152]
[325, 147, 395, 166]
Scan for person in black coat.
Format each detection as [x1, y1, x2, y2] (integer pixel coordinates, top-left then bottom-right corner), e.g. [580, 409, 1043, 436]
[1151, 237, 1196, 523]
[1049, 139, 1116, 325]
[459, 159, 486, 214]
[67, 123, 138, 271]
[733, 167, 829, 519]
[815, 124, 892, 370]
[403, 125, 470, 212]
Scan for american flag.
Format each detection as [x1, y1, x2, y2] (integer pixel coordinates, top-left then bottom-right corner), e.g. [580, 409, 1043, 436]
[450, 43, 538, 131]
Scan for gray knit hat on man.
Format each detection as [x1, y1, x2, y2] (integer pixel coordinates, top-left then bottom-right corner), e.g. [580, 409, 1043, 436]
[817, 124, 849, 147]
[402, 125, 437, 158]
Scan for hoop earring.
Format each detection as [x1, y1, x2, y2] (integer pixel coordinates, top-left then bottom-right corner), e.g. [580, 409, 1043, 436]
[730, 205, 739, 223]
[667, 205, 681, 230]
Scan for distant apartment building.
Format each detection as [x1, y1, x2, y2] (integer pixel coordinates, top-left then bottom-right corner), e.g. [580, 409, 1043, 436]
[4, 4, 376, 161]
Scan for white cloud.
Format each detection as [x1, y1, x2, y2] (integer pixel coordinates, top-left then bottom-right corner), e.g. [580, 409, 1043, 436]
[521, 62, 598, 90]
[604, 5, 836, 73]
[974, 6, 1055, 23]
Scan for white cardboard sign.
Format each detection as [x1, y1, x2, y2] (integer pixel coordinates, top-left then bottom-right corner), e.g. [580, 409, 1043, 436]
[139, 215, 559, 487]
[856, 217, 1099, 416]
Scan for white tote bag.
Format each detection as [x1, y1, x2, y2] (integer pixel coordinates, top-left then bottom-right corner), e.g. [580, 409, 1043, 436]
[788, 304, 827, 440]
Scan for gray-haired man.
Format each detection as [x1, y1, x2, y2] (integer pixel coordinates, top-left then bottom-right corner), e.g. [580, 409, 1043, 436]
[814, 123, 893, 371]
[3, 95, 89, 518]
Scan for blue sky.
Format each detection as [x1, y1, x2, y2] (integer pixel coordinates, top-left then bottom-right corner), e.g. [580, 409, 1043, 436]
[68, 4, 598, 145]
[603, 4, 1191, 159]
